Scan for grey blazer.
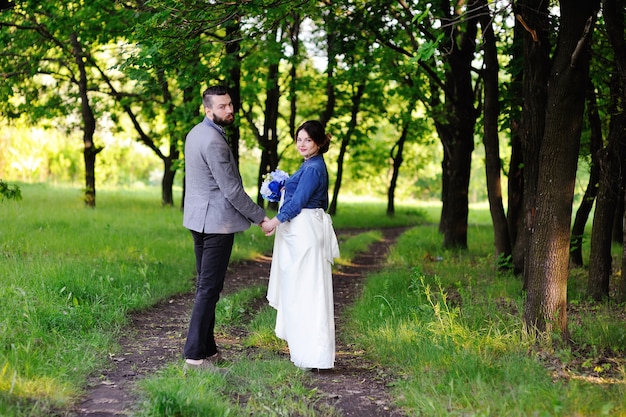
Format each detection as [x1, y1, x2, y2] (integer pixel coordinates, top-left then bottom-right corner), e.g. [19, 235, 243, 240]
[183, 117, 265, 234]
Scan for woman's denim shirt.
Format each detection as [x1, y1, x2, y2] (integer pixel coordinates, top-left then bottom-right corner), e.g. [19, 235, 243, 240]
[277, 155, 329, 223]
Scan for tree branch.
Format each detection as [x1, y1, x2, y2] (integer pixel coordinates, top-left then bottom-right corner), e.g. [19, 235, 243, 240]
[515, 14, 539, 42]
[570, 15, 594, 69]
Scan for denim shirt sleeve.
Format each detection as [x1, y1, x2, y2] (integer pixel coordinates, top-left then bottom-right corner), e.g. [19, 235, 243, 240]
[277, 157, 328, 223]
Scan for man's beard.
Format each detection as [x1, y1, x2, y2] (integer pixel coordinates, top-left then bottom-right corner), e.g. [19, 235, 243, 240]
[213, 114, 234, 126]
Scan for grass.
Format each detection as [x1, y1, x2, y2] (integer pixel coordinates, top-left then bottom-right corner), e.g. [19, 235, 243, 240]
[1, 183, 625, 416]
[0, 183, 275, 416]
[136, 228, 411, 416]
[345, 225, 626, 416]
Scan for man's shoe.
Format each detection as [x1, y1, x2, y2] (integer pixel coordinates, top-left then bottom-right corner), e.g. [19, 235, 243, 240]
[205, 351, 222, 364]
[184, 357, 229, 375]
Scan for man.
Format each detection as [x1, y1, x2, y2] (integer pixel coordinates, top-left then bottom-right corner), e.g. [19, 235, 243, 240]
[183, 85, 268, 370]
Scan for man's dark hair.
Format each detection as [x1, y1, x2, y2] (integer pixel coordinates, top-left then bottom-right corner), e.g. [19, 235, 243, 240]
[202, 86, 229, 108]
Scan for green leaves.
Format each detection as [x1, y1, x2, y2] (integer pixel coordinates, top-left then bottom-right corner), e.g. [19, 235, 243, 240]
[0, 180, 21, 202]
[413, 32, 444, 63]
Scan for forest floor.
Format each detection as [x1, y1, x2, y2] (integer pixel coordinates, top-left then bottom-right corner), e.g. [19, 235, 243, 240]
[67, 227, 409, 417]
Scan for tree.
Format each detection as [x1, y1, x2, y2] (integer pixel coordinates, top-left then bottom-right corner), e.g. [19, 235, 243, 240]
[0, 1, 115, 206]
[478, 0, 511, 263]
[601, 0, 626, 303]
[123, 1, 228, 207]
[432, 1, 482, 249]
[510, 0, 551, 278]
[587, 72, 624, 300]
[570, 80, 603, 268]
[355, 0, 482, 249]
[523, 0, 600, 337]
[242, 24, 286, 207]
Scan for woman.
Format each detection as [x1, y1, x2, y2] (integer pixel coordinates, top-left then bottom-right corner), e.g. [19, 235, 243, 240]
[261, 120, 340, 370]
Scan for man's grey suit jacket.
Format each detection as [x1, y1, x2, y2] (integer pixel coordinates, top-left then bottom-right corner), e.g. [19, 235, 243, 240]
[183, 117, 265, 234]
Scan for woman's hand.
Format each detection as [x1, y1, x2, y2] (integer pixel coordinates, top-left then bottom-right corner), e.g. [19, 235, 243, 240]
[261, 217, 279, 236]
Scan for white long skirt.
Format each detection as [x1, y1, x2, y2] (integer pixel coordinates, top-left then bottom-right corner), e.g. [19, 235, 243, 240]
[267, 208, 340, 369]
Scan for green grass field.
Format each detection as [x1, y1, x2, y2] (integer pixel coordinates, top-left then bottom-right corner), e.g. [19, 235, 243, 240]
[1, 184, 625, 416]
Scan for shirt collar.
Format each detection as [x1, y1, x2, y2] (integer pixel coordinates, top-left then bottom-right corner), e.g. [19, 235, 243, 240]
[203, 116, 226, 138]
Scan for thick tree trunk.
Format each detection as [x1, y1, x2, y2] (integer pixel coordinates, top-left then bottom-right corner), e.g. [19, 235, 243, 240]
[603, 0, 626, 302]
[516, 0, 552, 285]
[436, 0, 479, 250]
[439, 129, 473, 249]
[524, 0, 599, 338]
[479, 0, 511, 263]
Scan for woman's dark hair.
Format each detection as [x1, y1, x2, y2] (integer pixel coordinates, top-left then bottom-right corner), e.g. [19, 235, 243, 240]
[296, 120, 332, 154]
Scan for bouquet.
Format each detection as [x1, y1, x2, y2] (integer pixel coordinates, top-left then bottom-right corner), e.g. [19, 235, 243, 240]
[260, 168, 289, 203]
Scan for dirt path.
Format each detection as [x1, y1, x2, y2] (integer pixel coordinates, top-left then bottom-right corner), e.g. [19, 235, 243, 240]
[68, 227, 407, 417]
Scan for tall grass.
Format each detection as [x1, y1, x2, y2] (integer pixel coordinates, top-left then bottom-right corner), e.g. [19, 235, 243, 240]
[345, 225, 626, 416]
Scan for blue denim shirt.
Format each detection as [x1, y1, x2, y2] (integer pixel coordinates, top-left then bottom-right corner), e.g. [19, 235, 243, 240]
[277, 155, 329, 223]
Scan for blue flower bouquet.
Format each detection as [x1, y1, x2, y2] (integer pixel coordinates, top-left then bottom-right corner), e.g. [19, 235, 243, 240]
[260, 169, 289, 203]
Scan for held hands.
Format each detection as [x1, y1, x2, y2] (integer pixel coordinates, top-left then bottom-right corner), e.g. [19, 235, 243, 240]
[260, 216, 280, 236]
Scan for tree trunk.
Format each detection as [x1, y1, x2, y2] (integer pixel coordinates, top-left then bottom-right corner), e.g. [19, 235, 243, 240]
[516, 0, 552, 285]
[387, 121, 408, 216]
[225, 19, 242, 166]
[435, 0, 480, 250]
[612, 193, 624, 243]
[588, 145, 618, 300]
[288, 12, 301, 139]
[161, 155, 176, 207]
[156, 69, 179, 207]
[328, 84, 365, 216]
[507, 19, 526, 275]
[615, 194, 626, 304]
[70, 32, 101, 208]
[590, 81, 626, 300]
[180, 85, 196, 211]
[251, 29, 281, 206]
[570, 80, 602, 267]
[508, 133, 525, 274]
[524, 1, 599, 338]
[479, 0, 511, 264]
[440, 137, 473, 250]
[321, 12, 337, 127]
[589, 0, 626, 297]
[603, 0, 626, 302]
